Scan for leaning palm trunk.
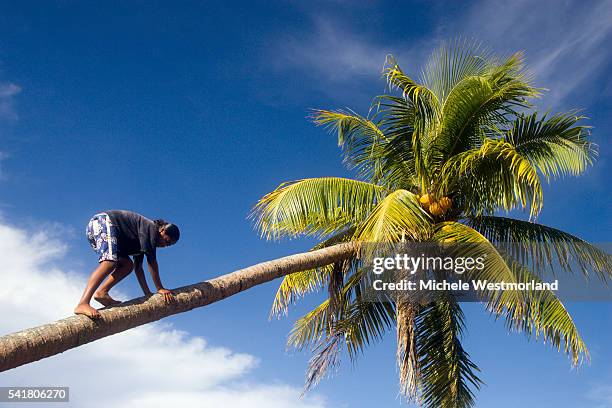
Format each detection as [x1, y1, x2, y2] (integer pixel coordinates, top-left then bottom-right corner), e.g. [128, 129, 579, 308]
[0, 242, 356, 373]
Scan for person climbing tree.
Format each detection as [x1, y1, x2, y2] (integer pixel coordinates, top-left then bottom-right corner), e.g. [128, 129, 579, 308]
[74, 210, 180, 319]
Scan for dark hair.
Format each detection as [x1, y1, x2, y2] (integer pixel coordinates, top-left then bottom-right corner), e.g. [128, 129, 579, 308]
[154, 219, 181, 243]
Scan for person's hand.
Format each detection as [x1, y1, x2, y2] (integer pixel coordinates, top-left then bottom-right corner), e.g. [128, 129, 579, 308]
[157, 288, 174, 303]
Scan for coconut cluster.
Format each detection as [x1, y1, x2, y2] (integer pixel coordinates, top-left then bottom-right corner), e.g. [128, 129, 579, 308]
[418, 193, 452, 217]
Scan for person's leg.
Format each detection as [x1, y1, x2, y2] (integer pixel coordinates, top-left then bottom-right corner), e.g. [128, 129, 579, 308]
[94, 257, 134, 306]
[74, 260, 116, 319]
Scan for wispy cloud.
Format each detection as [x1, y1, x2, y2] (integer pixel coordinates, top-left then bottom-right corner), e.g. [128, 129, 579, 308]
[0, 151, 7, 180]
[0, 220, 327, 408]
[587, 383, 612, 408]
[268, 16, 434, 101]
[273, 17, 387, 82]
[271, 0, 612, 108]
[0, 82, 21, 120]
[453, 0, 612, 108]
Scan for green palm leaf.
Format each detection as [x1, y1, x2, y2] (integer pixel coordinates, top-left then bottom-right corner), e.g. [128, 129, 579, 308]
[501, 259, 588, 365]
[370, 95, 420, 188]
[383, 56, 441, 127]
[311, 109, 389, 181]
[252, 177, 386, 240]
[433, 222, 525, 314]
[383, 57, 440, 187]
[439, 138, 544, 217]
[289, 266, 395, 391]
[354, 189, 431, 243]
[270, 228, 357, 317]
[432, 52, 540, 173]
[421, 38, 492, 104]
[417, 299, 482, 408]
[465, 216, 612, 279]
[505, 111, 596, 179]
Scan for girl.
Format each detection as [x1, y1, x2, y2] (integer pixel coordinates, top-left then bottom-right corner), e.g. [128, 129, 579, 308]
[74, 210, 180, 319]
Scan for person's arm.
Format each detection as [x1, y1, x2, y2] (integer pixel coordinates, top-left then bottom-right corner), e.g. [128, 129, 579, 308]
[133, 254, 152, 296]
[146, 254, 173, 302]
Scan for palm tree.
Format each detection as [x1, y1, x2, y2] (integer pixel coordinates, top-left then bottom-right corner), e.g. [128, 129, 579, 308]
[251, 40, 611, 407]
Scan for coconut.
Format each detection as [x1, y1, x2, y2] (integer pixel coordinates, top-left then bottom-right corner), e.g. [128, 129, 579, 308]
[439, 196, 452, 211]
[429, 202, 443, 216]
[419, 193, 433, 206]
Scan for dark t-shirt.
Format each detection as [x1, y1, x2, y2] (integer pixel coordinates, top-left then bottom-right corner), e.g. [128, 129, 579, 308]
[105, 210, 158, 258]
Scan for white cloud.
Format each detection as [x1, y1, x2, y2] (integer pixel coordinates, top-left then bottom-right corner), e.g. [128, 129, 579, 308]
[0, 220, 327, 408]
[0, 82, 20, 120]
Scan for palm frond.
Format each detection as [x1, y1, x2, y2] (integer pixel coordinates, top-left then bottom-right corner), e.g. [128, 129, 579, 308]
[505, 111, 596, 179]
[383, 56, 441, 186]
[383, 56, 441, 126]
[370, 95, 419, 188]
[417, 299, 481, 408]
[303, 334, 344, 393]
[354, 189, 431, 243]
[433, 222, 525, 314]
[270, 228, 357, 317]
[301, 295, 397, 393]
[501, 259, 589, 365]
[335, 297, 396, 359]
[311, 109, 389, 180]
[288, 297, 331, 349]
[439, 138, 544, 217]
[432, 52, 540, 173]
[435, 222, 591, 365]
[465, 216, 612, 280]
[271, 264, 332, 318]
[287, 264, 374, 349]
[421, 38, 492, 104]
[252, 177, 386, 240]
[293, 267, 395, 393]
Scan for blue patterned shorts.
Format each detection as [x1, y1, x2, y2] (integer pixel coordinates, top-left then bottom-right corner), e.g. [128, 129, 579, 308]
[86, 213, 118, 263]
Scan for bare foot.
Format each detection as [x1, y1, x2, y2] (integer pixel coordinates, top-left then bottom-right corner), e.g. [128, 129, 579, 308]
[74, 303, 101, 319]
[94, 292, 122, 307]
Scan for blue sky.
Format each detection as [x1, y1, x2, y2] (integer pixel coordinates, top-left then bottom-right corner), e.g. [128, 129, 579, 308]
[0, 1, 611, 407]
